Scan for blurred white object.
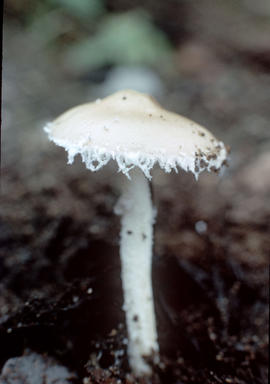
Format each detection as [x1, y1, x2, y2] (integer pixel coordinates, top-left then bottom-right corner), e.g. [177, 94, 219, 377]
[0, 352, 76, 384]
[98, 66, 164, 99]
[195, 220, 208, 234]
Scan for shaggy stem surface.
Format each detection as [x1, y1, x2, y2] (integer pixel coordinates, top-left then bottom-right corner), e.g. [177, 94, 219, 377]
[116, 169, 159, 376]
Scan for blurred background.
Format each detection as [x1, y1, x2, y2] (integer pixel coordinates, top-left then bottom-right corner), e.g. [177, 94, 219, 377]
[3, 0, 270, 169]
[3, 0, 270, 223]
[3, 0, 270, 183]
[1, 1, 270, 383]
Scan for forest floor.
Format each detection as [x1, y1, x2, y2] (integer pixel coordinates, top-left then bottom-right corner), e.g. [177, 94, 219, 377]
[1, 2, 269, 383]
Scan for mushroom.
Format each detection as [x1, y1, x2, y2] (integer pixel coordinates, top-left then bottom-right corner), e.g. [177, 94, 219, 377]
[44, 89, 228, 376]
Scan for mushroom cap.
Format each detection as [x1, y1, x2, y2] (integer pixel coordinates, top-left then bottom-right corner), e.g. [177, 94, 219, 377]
[45, 89, 227, 179]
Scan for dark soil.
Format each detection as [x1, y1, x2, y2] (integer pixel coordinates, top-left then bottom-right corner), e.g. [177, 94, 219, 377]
[1, 161, 269, 384]
[1, 1, 269, 383]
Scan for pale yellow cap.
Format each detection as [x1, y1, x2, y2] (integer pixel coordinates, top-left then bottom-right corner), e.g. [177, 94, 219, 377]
[45, 89, 227, 179]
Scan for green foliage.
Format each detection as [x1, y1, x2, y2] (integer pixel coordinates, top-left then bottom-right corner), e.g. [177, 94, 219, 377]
[65, 10, 172, 74]
[49, 0, 105, 19]
[25, 0, 105, 48]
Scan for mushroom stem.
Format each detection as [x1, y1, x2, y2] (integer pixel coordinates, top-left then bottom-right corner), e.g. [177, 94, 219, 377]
[115, 168, 159, 376]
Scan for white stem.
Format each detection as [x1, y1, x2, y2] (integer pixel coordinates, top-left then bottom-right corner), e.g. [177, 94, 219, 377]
[115, 169, 159, 376]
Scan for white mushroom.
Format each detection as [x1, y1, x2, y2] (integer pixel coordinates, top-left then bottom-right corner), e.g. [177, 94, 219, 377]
[44, 89, 228, 377]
